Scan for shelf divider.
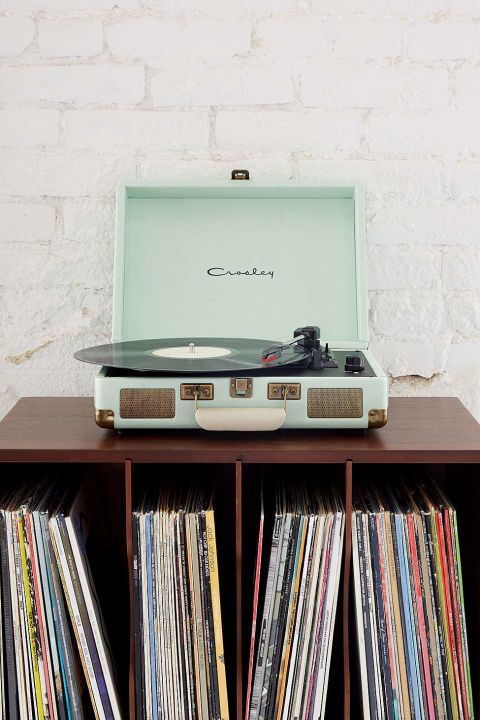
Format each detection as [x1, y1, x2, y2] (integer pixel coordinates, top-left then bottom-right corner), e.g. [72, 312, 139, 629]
[343, 460, 353, 720]
[125, 459, 135, 720]
[236, 460, 243, 720]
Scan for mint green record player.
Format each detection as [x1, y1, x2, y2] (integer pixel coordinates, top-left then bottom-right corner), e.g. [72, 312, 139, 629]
[78, 172, 388, 431]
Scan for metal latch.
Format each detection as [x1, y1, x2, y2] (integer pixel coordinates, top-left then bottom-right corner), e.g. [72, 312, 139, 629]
[268, 383, 301, 400]
[230, 378, 253, 398]
[231, 169, 250, 180]
[181, 384, 214, 400]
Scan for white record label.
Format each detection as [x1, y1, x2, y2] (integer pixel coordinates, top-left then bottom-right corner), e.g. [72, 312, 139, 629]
[151, 344, 232, 359]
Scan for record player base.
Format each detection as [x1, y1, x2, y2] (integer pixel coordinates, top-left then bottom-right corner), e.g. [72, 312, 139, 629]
[0, 396, 478, 720]
[94, 348, 389, 431]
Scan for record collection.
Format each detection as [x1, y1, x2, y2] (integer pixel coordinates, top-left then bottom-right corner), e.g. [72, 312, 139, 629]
[132, 486, 229, 720]
[352, 476, 473, 720]
[246, 482, 345, 720]
[0, 480, 121, 720]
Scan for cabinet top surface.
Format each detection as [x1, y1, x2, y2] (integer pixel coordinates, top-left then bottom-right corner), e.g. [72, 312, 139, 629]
[0, 397, 479, 463]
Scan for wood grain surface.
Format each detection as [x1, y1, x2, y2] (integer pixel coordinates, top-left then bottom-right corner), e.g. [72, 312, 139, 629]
[1, 396, 480, 463]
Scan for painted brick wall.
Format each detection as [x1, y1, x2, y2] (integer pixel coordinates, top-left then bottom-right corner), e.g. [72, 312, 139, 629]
[1, 0, 479, 419]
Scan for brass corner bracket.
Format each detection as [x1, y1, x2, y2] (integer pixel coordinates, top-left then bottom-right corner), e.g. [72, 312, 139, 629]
[368, 408, 388, 429]
[95, 408, 115, 429]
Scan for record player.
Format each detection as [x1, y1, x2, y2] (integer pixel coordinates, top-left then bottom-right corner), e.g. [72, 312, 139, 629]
[75, 174, 388, 431]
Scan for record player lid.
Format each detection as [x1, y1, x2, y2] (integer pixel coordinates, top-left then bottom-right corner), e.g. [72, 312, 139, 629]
[113, 181, 368, 349]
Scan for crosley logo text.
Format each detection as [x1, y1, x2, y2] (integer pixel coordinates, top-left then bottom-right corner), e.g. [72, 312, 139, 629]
[207, 267, 274, 279]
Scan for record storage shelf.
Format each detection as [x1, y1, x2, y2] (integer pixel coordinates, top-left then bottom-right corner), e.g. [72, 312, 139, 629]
[0, 396, 478, 720]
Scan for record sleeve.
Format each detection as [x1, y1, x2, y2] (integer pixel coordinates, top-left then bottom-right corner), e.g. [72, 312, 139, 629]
[274, 515, 308, 719]
[65, 488, 122, 720]
[281, 515, 315, 720]
[49, 515, 103, 720]
[144, 510, 158, 720]
[25, 512, 56, 720]
[249, 513, 284, 720]
[259, 513, 295, 720]
[245, 497, 264, 720]
[305, 514, 332, 719]
[12, 509, 36, 720]
[311, 510, 345, 720]
[384, 512, 411, 720]
[205, 510, 229, 720]
[289, 513, 325, 720]
[40, 511, 84, 720]
[0, 509, 18, 720]
[17, 511, 46, 720]
[132, 513, 145, 720]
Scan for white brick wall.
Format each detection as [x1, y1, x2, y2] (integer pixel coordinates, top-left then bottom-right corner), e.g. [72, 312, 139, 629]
[38, 19, 103, 58]
[1, 1, 480, 421]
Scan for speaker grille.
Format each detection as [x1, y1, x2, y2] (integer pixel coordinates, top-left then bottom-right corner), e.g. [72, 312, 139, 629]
[307, 388, 363, 418]
[120, 388, 175, 419]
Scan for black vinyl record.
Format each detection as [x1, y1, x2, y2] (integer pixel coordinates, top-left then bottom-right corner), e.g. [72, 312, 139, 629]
[74, 337, 310, 374]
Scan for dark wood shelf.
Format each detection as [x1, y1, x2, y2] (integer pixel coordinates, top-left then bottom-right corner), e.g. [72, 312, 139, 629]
[1, 396, 480, 463]
[0, 396, 479, 720]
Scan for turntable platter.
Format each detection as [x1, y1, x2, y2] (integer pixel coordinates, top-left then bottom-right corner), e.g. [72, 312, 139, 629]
[74, 337, 310, 374]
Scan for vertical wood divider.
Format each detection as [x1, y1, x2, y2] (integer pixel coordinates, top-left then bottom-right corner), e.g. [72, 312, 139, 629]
[343, 460, 353, 720]
[125, 459, 135, 720]
[235, 460, 243, 720]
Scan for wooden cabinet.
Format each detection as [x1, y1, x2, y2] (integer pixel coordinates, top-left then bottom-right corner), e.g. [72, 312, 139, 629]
[0, 397, 478, 719]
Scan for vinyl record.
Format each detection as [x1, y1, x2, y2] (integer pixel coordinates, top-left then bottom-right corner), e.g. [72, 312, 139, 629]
[74, 337, 310, 374]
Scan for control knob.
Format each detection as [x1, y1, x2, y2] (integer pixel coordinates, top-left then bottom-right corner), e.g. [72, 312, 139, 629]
[345, 355, 365, 372]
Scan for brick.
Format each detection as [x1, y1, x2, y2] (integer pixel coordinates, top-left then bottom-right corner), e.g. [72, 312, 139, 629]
[447, 162, 480, 201]
[455, 68, 480, 109]
[446, 341, 480, 375]
[368, 247, 434, 290]
[215, 110, 361, 153]
[295, 158, 446, 207]
[371, 338, 447, 378]
[139, 155, 293, 181]
[367, 110, 480, 156]
[0, 16, 33, 57]
[332, 19, 403, 61]
[107, 17, 250, 63]
[443, 250, 480, 290]
[309, 0, 446, 14]
[448, 293, 480, 337]
[151, 64, 294, 107]
[368, 206, 480, 246]
[256, 17, 330, 58]
[142, 0, 296, 11]
[408, 19, 480, 60]
[0, 0, 136, 8]
[0, 331, 111, 402]
[0, 65, 144, 105]
[0, 239, 112, 291]
[0, 382, 16, 424]
[38, 19, 103, 58]
[302, 64, 448, 109]
[0, 202, 56, 243]
[63, 200, 114, 244]
[447, 0, 480, 13]
[371, 290, 443, 336]
[64, 110, 209, 151]
[0, 151, 137, 197]
[0, 109, 59, 147]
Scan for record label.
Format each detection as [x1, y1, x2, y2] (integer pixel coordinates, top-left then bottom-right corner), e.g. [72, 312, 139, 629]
[151, 344, 232, 360]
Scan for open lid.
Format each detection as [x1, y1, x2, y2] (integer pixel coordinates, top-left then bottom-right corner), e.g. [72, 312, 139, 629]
[113, 178, 368, 349]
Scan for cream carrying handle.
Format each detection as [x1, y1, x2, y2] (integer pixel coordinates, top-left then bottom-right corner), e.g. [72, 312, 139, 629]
[195, 407, 286, 432]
